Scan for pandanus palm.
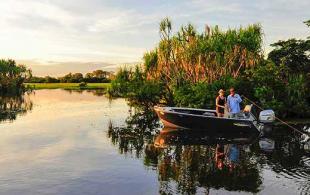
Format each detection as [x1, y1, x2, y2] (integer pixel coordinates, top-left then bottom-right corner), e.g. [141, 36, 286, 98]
[144, 18, 264, 86]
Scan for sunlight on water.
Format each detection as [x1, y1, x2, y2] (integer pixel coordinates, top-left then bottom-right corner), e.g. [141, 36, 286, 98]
[0, 90, 158, 195]
[0, 89, 309, 195]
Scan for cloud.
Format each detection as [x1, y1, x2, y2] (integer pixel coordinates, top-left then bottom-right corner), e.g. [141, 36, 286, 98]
[17, 59, 117, 76]
[0, 0, 309, 75]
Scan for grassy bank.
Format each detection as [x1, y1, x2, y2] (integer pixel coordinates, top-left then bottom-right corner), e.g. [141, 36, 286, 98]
[25, 83, 111, 90]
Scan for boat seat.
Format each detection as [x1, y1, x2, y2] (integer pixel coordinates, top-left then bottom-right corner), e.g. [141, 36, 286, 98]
[203, 112, 216, 116]
[243, 112, 250, 118]
[233, 112, 250, 119]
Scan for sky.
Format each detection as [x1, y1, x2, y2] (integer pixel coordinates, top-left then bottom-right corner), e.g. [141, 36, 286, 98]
[0, 0, 309, 76]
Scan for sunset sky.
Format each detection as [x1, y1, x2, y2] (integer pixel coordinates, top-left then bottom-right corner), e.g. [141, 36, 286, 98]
[0, 0, 309, 76]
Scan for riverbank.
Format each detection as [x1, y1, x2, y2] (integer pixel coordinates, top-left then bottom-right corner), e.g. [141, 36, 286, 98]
[24, 83, 111, 90]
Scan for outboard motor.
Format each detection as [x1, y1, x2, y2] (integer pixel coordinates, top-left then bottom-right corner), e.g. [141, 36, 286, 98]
[259, 110, 275, 134]
[259, 137, 275, 152]
[259, 110, 275, 123]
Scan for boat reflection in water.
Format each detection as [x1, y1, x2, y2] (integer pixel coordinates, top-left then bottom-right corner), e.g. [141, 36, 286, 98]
[108, 105, 310, 194]
[148, 128, 262, 194]
[154, 127, 258, 147]
[259, 137, 275, 152]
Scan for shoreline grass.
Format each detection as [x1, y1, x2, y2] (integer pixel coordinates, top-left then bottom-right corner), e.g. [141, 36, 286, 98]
[24, 83, 111, 90]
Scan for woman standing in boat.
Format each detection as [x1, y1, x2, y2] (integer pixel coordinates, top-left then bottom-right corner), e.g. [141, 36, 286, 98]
[216, 89, 226, 117]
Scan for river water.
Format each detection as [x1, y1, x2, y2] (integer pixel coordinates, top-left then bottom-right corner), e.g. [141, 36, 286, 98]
[0, 89, 309, 195]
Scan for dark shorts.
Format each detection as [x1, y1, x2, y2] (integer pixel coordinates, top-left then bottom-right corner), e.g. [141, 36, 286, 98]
[217, 108, 224, 114]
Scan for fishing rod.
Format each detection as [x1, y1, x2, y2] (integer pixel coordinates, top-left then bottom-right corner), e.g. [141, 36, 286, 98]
[241, 95, 309, 136]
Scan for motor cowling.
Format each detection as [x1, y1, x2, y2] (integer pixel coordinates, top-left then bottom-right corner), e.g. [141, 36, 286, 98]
[259, 110, 275, 123]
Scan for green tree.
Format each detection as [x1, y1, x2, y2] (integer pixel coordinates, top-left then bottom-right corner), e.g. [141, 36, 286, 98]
[0, 59, 32, 93]
[92, 70, 107, 79]
[59, 73, 73, 83]
[44, 76, 59, 83]
[268, 19, 309, 74]
[268, 39, 310, 74]
[71, 73, 83, 83]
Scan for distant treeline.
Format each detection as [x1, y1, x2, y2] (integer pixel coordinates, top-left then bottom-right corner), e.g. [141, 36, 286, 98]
[0, 59, 32, 94]
[26, 70, 114, 83]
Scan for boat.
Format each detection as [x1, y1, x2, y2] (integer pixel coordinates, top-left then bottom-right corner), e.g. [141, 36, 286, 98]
[154, 127, 259, 148]
[154, 105, 275, 133]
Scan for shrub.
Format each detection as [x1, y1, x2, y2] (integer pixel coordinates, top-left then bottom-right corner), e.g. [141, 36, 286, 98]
[79, 82, 87, 88]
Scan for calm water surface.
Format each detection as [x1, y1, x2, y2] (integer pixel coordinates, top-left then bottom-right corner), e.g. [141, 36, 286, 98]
[0, 90, 309, 195]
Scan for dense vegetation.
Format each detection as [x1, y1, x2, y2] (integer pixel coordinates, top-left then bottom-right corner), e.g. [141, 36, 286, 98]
[0, 59, 32, 94]
[109, 18, 310, 118]
[25, 83, 110, 90]
[26, 70, 113, 83]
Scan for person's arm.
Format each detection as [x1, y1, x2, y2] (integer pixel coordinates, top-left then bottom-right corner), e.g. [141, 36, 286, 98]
[224, 97, 228, 110]
[227, 96, 231, 112]
[236, 94, 242, 103]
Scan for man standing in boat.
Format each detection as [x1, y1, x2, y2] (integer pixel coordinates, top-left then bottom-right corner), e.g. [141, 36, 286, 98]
[227, 87, 242, 118]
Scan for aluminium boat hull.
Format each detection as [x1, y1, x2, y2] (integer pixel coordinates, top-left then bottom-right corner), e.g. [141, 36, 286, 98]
[154, 106, 260, 134]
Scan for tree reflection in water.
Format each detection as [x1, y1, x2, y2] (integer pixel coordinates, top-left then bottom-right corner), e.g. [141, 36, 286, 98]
[256, 125, 310, 194]
[108, 108, 310, 194]
[64, 89, 106, 96]
[0, 92, 33, 122]
[108, 108, 160, 158]
[152, 130, 262, 194]
[107, 108, 264, 194]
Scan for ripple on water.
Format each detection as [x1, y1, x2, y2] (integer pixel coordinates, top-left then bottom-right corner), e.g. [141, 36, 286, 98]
[0, 89, 310, 195]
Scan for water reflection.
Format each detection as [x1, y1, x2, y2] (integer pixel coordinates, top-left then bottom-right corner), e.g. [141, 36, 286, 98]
[63, 89, 106, 96]
[259, 138, 275, 152]
[1, 90, 309, 194]
[108, 108, 160, 157]
[152, 129, 262, 194]
[108, 110, 262, 193]
[108, 109, 310, 194]
[257, 125, 310, 194]
[0, 92, 33, 122]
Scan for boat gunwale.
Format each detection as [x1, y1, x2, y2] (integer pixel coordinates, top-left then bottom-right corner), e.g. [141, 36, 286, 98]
[154, 106, 257, 123]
